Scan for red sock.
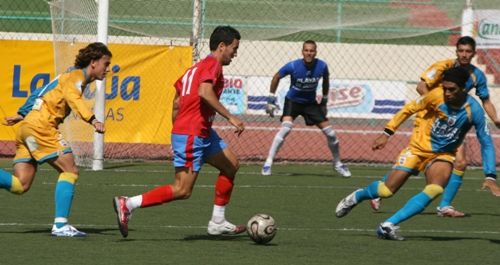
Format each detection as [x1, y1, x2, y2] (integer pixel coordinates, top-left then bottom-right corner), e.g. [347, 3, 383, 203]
[141, 185, 174, 208]
[214, 174, 234, 206]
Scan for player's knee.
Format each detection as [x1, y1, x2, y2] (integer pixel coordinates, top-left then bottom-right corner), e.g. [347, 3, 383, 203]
[453, 160, 467, 171]
[321, 126, 338, 143]
[377, 182, 393, 198]
[175, 187, 193, 200]
[423, 184, 444, 199]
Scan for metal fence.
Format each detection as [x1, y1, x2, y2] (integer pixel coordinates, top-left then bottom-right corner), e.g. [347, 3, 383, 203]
[1, 0, 499, 168]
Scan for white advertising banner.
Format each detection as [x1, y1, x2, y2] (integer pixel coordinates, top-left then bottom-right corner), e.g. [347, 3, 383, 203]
[475, 10, 500, 49]
[241, 76, 409, 119]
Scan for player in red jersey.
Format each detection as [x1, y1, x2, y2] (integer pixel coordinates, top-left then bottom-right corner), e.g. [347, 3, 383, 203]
[112, 26, 246, 238]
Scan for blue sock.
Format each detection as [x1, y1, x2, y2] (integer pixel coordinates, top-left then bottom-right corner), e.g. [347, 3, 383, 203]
[387, 192, 432, 225]
[0, 169, 13, 190]
[55, 181, 75, 227]
[439, 172, 463, 208]
[354, 181, 380, 202]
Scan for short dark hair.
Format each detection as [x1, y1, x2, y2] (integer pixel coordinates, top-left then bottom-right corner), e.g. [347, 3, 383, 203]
[456, 36, 476, 51]
[303, 40, 317, 47]
[74, 42, 112, 69]
[443, 66, 470, 88]
[209, 26, 241, 51]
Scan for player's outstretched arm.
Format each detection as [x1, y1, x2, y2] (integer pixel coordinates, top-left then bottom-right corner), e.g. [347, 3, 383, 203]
[480, 98, 500, 129]
[266, 73, 281, 118]
[372, 133, 390, 151]
[91, 117, 105, 134]
[3, 114, 24, 126]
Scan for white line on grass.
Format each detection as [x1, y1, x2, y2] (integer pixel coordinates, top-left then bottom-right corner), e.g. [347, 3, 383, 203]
[1, 167, 491, 182]
[0, 222, 499, 235]
[39, 181, 489, 193]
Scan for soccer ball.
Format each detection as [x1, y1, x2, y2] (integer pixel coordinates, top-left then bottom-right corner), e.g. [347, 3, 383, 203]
[247, 213, 277, 244]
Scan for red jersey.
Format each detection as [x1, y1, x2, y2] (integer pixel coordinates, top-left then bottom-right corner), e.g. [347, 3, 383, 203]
[172, 55, 224, 137]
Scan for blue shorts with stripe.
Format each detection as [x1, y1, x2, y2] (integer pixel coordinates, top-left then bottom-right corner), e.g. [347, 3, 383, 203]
[171, 129, 227, 172]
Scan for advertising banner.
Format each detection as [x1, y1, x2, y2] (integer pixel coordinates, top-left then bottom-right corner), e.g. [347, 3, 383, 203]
[0, 40, 192, 144]
[244, 76, 408, 119]
[475, 10, 500, 48]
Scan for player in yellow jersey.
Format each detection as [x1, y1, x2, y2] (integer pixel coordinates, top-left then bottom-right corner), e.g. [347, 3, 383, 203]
[0, 42, 111, 237]
[336, 67, 498, 240]
[370, 36, 500, 216]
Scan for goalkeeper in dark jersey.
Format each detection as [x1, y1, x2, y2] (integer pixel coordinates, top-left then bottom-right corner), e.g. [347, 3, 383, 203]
[262, 40, 350, 177]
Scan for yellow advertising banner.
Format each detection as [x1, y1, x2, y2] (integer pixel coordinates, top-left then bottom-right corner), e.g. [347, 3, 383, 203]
[0, 40, 192, 145]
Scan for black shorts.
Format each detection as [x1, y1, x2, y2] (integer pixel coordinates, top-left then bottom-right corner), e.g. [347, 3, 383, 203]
[281, 98, 327, 126]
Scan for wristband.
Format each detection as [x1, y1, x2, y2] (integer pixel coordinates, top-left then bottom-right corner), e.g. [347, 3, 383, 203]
[383, 128, 394, 136]
[88, 115, 97, 125]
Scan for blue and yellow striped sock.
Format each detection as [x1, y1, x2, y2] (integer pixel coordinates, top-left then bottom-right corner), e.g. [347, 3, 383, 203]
[0, 169, 24, 194]
[354, 181, 381, 202]
[355, 180, 393, 202]
[54, 172, 78, 228]
[439, 169, 464, 208]
[387, 184, 443, 225]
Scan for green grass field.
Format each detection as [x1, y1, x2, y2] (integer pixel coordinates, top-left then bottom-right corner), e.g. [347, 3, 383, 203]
[1, 160, 499, 265]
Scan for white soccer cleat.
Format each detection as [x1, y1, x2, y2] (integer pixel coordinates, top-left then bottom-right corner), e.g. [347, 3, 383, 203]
[207, 220, 246, 235]
[436, 206, 466, 218]
[261, 165, 272, 176]
[334, 163, 351, 178]
[376, 222, 405, 241]
[335, 189, 361, 217]
[51, 224, 87, 237]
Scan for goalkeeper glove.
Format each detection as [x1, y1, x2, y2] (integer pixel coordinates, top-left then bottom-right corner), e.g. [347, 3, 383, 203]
[265, 94, 278, 118]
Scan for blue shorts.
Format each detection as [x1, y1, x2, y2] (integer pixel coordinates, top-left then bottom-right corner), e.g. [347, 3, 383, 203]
[171, 129, 227, 172]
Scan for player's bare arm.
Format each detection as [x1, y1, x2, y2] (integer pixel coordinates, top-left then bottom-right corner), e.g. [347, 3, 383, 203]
[269, 73, 281, 94]
[266, 73, 281, 117]
[91, 118, 105, 134]
[416, 80, 430, 95]
[372, 133, 390, 151]
[480, 98, 500, 129]
[3, 114, 23, 126]
[172, 90, 180, 123]
[198, 81, 244, 135]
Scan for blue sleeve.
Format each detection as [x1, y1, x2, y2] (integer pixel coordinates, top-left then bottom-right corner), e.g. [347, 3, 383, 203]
[278, 61, 294, 78]
[472, 70, 490, 100]
[17, 88, 42, 117]
[472, 104, 496, 178]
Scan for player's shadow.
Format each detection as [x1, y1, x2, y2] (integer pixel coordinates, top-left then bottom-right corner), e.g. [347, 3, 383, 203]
[277, 172, 334, 178]
[419, 212, 472, 217]
[408, 235, 500, 244]
[357, 234, 500, 244]
[2, 227, 119, 236]
[182, 234, 248, 241]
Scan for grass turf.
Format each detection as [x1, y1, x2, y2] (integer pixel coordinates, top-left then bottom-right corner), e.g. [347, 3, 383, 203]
[1, 161, 499, 265]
